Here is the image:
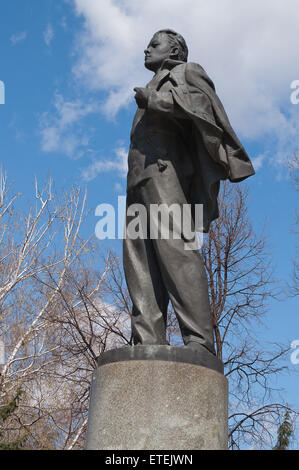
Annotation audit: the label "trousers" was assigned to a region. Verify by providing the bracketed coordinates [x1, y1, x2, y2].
[123, 164, 215, 355]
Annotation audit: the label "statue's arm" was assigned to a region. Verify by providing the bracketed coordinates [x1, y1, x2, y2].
[133, 86, 184, 117]
[147, 89, 187, 118]
[147, 70, 216, 122]
[134, 64, 217, 123]
[183, 64, 217, 121]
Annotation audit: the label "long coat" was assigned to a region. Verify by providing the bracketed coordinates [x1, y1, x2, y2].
[153, 60, 255, 232]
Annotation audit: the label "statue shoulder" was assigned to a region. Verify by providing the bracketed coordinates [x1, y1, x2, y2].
[169, 62, 207, 87]
[185, 62, 216, 91]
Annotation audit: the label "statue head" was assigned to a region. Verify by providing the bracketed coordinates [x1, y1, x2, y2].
[144, 29, 188, 72]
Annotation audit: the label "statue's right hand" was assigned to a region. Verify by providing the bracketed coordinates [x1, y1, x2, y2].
[133, 87, 149, 109]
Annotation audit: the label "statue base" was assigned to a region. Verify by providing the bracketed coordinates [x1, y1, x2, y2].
[85, 345, 228, 450]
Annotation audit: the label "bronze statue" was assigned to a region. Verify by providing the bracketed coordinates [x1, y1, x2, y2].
[123, 29, 255, 356]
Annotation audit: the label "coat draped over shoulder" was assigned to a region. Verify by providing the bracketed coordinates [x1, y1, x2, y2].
[168, 61, 255, 232]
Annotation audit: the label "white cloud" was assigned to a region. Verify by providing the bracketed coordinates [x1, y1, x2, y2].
[252, 154, 266, 171]
[10, 31, 27, 45]
[81, 146, 128, 182]
[40, 93, 98, 158]
[44, 24, 54, 46]
[71, 0, 299, 164]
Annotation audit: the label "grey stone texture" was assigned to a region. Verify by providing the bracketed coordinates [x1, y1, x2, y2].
[86, 346, 228, 450]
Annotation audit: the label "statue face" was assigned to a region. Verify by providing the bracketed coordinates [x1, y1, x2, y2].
[144, 33, 173, 72]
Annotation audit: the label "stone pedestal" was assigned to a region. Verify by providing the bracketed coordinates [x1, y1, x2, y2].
[85, 345, 228, 450]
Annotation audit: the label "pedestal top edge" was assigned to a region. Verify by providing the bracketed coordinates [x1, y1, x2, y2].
[97, 345, 224, 374]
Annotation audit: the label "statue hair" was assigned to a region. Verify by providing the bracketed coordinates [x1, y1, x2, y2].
[156, 29, 188, 62]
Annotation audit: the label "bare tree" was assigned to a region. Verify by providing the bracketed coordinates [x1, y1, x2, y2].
[0, 171, 129, 449]
[200, 182, 296, 449]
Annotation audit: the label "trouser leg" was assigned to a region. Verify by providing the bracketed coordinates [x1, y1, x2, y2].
[123, 188, 169, 345]
[139, 171, 215, 354]
[154, 236, 215, 353]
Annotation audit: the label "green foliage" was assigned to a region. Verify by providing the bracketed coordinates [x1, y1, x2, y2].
[0, 389, 27, 450]
[273, 410, 294, 450]
[0, 388, 22, 422]
[0, 436, 27, 451]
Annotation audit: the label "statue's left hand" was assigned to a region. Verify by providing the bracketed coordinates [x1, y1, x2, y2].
[134, 87, 150, 108]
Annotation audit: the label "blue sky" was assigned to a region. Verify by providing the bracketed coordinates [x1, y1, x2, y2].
[0, 0, 298, 445]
